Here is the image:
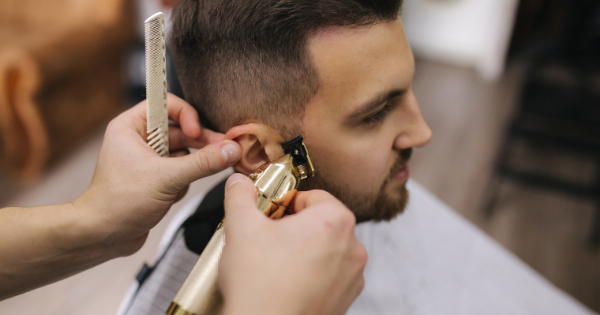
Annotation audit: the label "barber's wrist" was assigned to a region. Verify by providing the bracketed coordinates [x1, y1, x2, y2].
[67, 191, 116, 259]
[0, 201, 109, 276]
[72, 188, 150, 259]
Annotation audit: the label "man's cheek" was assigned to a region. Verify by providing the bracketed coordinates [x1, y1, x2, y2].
[360, 153, 391, 183]
[349, 164, 385, 193]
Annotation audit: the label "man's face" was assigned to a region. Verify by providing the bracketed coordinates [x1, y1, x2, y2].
[300, 18, 432, 222]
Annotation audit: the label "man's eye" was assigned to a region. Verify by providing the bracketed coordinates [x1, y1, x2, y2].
[364, 104, 391, 124]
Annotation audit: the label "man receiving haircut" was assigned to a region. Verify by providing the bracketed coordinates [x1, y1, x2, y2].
[171, 0, 431, 222]
[121, 1, 599, 314]
[122, 0, 433, 314]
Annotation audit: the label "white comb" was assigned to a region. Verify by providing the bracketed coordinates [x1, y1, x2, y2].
[145, 12, 169, 157]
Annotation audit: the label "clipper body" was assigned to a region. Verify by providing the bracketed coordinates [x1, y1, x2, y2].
[167, 136, 314, 315]
[251, 154, 300, 219]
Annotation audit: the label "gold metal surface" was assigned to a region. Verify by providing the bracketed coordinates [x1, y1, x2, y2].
[169, 228, 224, 315]
[168, 138, 315, 315]
[215, 218, 225, 230]
[251, 154, 301, 215]
[166, 302, 194, 315]
[299, 142, 315, 179]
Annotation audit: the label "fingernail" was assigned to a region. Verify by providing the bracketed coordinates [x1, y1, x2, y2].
[226, 173, 247, 190]
[221, 142, 240, 165]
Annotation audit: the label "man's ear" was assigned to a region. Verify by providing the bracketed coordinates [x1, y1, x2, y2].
[224, 123, 285, 175]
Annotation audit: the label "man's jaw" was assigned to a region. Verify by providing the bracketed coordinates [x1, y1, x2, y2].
[298, 147, 413, 223]
[354, 148, 413, 223]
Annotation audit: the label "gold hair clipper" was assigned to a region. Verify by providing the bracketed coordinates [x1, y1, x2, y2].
[167, 135, 315, 315]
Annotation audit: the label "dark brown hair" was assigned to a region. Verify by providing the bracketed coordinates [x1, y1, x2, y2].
[171, 0, 403, 138]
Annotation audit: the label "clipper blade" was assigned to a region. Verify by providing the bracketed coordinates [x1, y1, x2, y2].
[145, 12, 169, 157]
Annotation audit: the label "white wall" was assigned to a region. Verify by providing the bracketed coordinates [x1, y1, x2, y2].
[402, 0, 519, 80]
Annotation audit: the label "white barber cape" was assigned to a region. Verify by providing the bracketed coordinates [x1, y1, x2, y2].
[117, 180, 596, 315]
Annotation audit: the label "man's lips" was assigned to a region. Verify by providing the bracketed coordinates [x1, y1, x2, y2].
[392, 165, 410, 182]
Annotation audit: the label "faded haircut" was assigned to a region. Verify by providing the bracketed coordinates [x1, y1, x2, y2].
[171, 0, 403, 139]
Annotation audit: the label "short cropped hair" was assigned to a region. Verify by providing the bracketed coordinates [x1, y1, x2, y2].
[171, 0, 403, 139]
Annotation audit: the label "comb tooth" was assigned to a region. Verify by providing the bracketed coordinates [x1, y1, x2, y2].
[148, 130, 162, 146]
[156, 143, 168, 157]
[148, 126, 160, 136]
[148, 138, 160, 147]
[151, 139, 164, 150]
[148, 127, 162, 139]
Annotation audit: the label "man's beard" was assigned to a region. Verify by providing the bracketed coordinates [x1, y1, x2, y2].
[299, 148, 412, 223]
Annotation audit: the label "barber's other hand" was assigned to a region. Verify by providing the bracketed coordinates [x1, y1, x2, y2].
[219, 174, 367, 315]
[75, 94, 240, 258]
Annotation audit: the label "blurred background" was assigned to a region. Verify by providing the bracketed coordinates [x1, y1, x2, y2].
[0, 0, 598, 313]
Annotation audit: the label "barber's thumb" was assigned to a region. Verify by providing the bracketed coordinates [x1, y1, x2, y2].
[170, 141, 240, 186]
[224, 174, 260, 225]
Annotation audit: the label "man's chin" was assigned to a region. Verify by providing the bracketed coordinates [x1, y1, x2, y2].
[354, 181, 409, 223]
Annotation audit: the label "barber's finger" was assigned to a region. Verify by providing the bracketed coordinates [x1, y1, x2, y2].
[289, 190, 357, 235]
[223, 174, 264, 228]
[167, 140, 240, 187]
[123, 94, 223, 147]
[128, 99, 149, 122]
[346, 243, 368, 302]
[166, 93, 201, 139]
[169, 126, 225, 151]
[169, 127, 197, 151]
[109, 100, 148, 137]
[342, 274, 365, 315]
[164, 94, 225, 145]
[127, 94, 202, 138]
[290, 189, 338, 214]
[196, 128, 226, 146]
[169, 148, 190, 158]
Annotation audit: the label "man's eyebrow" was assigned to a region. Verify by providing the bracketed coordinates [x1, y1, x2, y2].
[345, 89, 405, 121]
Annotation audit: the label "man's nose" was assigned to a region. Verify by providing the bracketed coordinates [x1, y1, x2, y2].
[411, 113, 432, 148]
[393, 97, 432, 150]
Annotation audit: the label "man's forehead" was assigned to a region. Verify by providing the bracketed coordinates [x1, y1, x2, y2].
[307, 18, 414, 115]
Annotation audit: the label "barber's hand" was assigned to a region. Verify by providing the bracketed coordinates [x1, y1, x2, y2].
[219, 174, 367, 315]
[75, 94, 241, 258]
